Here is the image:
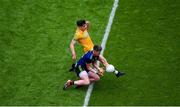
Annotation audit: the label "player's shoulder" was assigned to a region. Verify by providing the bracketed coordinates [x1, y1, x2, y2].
[74, 28, 82, 40]
[83, 51, 93, 63]
[75, 28, 83, 36]
[74, 28, 83, 40]
[84, 51, 93, 59]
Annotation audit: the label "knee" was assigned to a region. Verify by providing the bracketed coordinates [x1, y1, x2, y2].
[85, 79, 90, 85]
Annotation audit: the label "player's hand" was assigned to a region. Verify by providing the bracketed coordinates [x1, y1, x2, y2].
[86, 21, 90, 24]
[86, 21, 90, 30]
[97, 67, 105, 76]
[72, 53, 76, 60]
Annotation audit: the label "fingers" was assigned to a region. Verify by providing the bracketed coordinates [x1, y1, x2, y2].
[98, 68, 105, 76]
[86, 21, 90, 24]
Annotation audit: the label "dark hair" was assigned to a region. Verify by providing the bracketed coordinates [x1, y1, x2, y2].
[76, 20, 86, 27]
[93, 45, 102, 52]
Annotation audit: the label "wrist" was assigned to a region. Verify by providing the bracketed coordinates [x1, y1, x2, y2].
[86, 21, 89, 24]
[72, 52, 75, 55]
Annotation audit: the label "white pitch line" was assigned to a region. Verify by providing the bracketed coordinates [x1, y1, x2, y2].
[83, 0, 119, 106]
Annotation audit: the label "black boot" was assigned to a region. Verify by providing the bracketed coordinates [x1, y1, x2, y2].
[115, 71, 125, 78]
[69, 63, 75, 72]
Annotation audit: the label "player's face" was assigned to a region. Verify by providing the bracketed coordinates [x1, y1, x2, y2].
[93, 51, 100, 57]
[79, 24, 87, 31]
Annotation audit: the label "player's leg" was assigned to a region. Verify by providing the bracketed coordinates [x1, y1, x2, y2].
[114, 69, 125, 78]
[69, 63, 81, 77]
[74, 71, 90, 85]
[106, 64, 125, 78]
[88, 71, 100, 82]
[63, 79, 74, 90]
[63, 71, 90, 90]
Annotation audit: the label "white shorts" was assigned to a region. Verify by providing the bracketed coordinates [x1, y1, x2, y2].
[79, 71, 89, 78]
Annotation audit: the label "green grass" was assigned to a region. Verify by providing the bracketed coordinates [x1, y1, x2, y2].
[0, 0, 179, 106]
[89, 0, 180, 106]
[0, 0, 113, 105]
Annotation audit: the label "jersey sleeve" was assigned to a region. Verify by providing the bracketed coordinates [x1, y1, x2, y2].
[84, 54, 92, 64]
[85, 58, 91, 64]
[73, 32, 82, 41]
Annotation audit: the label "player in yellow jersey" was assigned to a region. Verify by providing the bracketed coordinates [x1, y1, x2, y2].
[69, 20, 105, 76]
[70, 19, 94, 60]
[69, 20, 94, 73]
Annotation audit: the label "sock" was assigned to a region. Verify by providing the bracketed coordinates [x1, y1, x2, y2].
[70, 81, 74, 85]
[114, 70, 119, 74]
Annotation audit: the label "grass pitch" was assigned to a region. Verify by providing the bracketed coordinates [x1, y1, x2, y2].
[89, 0, 180, 105]
[0, 0, 179, 106]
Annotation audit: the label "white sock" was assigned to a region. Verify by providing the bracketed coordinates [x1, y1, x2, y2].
[114, 70, 119, 74]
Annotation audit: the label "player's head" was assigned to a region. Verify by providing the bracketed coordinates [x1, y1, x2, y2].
[93, 45, 102, 56]
[76, 19, 87, 31]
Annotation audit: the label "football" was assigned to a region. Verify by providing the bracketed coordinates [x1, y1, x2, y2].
[106, 64, 115, 72]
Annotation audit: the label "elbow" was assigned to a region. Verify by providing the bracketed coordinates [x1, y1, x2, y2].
[70, 44, 72, 49]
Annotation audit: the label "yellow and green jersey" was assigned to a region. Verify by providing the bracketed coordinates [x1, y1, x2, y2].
[73, 28, 94, 53]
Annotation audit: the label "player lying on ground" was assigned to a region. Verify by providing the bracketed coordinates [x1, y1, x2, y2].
[63, 45, 125, 90]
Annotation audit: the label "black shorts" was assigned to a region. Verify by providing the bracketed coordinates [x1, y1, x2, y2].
[75, 64, 89, 77]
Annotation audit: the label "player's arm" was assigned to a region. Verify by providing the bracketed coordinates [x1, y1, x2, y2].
[70, 39, 77, 60]
[93, 61, 100, 71]
[86, 63, 97, 73]
[86, 21, 90, 30]
[92, 61, 105, 76]
[99, 55, 109, 67]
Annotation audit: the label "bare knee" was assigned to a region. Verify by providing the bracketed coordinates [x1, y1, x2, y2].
[84, 79, 90, 85]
